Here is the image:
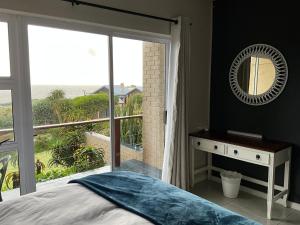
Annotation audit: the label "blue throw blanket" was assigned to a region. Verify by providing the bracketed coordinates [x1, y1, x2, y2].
[69, 171, 260, 225]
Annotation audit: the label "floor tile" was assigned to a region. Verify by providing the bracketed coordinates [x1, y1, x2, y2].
[228, 191, 293, 220]
[192, 180, 300, 225]
[222, 202, 278, 225]
[276, 211, 300, 225]
[192, 180, 232, 206]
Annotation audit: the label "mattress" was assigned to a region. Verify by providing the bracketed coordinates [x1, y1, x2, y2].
[0, 183, 152, 225]
[0, 172, 260, 225]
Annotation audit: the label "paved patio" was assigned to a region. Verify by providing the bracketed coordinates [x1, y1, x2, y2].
[2, 159, 161, 201]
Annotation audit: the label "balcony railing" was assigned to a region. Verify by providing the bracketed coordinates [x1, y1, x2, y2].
[0, 114, 143, 167]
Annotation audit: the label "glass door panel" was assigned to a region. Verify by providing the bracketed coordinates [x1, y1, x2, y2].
[0, 90, 14, 143]
[112, 37, 166, 179]
[27, 25, 111, 190]
[0, 150, 20, 201]
[0, 16, 22, 200]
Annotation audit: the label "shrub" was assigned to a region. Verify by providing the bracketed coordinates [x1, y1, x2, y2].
[49, 128, 85, 167]
[89, 121, 110, 136]
[5, 171, 20, 190]
[0, 106, 13, 129]
[34, 133, 52, 153]
[72, 93, 109, 119]
[73, 146, 105, 172]
[32, 99, 57, 125]
[35, 167, 77, 183]
[35, 159, 46, 174]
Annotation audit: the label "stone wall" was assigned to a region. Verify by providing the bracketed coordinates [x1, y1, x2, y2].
[85, 132, 143, 164]
[142, 42, 165, 170]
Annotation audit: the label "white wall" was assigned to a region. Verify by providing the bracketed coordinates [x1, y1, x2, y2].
[0, 0, 212, 132]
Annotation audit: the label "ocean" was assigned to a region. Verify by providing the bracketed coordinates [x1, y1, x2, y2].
[0, 85, 102, 105]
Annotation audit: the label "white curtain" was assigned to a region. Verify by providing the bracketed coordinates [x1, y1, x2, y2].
[162, 17, 191, 190]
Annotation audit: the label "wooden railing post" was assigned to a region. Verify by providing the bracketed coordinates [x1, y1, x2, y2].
[114, 118, 121, 167]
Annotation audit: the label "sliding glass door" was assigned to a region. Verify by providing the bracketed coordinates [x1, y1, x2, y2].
[112, 37, 166, 178]
[0, 12, 169, 200]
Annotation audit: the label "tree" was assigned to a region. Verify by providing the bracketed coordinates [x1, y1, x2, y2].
[47, 90, 110, 123]
[32, 99, 57, 125]
[47, 89, 65, 101]
[47, 89, 67, 123]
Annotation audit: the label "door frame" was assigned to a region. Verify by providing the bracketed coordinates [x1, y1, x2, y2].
[0, 13, 36, 195]
[0, 10, 171, 195]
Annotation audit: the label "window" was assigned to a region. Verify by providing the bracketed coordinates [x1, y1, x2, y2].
[0, 21, 11, 77]
[0, 90, 14, 143]
[0, 13, 170, 198]
[28, 25, 111, 187]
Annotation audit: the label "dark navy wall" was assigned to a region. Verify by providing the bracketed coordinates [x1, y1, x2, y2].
[210, 0, 300, 203]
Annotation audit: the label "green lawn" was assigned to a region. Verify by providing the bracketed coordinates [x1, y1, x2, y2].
[2, 150, 73, 192]
[6, 150, 54, 175]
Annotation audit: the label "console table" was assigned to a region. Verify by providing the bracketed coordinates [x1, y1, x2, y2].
[190, 130, 292, 219]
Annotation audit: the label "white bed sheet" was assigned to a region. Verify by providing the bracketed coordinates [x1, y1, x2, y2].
[0, 183, 153, 225]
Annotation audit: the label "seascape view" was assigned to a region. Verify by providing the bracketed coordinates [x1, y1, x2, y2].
[0, 85, 102, 104]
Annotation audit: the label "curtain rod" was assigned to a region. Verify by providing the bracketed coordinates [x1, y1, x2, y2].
[62, 0, 178, 24]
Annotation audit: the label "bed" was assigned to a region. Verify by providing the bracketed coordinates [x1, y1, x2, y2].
[0, 171, 260, 225]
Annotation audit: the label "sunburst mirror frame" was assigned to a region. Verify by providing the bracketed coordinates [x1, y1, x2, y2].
[229, 44, 288, 106]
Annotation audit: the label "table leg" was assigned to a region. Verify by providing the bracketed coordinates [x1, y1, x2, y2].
[207, 152, 212, 180]
[267, 163, 275, 219]
[190, 137, 195, 187]
[283, 155, 291, 207]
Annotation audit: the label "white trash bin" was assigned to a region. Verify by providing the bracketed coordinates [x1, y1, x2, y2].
[220, 170, 242, 198]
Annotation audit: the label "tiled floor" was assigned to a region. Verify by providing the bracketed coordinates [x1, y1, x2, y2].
[117, 159, 161, 179]
[192, 180, 300, 225]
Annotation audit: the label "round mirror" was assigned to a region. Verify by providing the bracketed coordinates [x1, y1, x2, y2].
[237, 56, 276, 96]
[229, 44, 288, 105]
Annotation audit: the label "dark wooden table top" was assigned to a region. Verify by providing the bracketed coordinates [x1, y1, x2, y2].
[190, 130, 291, 153]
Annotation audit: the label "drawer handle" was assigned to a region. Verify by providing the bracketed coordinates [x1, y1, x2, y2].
[256, 154, 261, 160]
[214, 145, 218, 150]
[234, 150, 238, 155]
[197, 141, 201, 146]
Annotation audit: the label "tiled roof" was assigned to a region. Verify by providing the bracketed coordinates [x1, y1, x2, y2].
[94, 85, 143, 96]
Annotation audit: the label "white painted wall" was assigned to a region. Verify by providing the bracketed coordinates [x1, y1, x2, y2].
[0, 0, 212, 132]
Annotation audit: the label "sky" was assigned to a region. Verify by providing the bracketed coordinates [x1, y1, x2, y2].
[27, 25, 143, 87]
[0, 22, 11, 77]
[0, 23, 145, 104]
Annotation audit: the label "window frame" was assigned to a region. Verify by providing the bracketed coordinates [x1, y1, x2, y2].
[0, 13, 36, 196]
[0, 10, 171, 196]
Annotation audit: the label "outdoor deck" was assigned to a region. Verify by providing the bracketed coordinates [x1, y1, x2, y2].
[2, 159, 161, 201]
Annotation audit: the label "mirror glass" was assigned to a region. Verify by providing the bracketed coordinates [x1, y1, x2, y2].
[237, 56, 276, 95]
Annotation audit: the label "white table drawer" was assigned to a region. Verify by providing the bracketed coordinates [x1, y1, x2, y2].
[193, 138, 225, 155]
[227, 145, 270, 165]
